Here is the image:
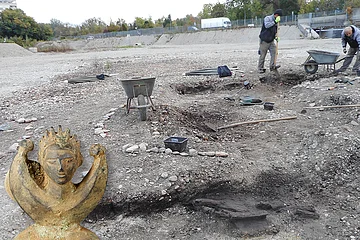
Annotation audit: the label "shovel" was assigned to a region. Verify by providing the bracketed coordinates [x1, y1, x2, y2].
[273, 22, 281, 79]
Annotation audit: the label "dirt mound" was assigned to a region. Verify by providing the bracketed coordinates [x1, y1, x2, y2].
[0, 43, 33, 57]
[155, 26, 303, 45]
[53, 26, 304, 51]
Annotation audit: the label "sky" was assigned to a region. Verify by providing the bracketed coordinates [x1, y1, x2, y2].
[16, 0, 222, 25]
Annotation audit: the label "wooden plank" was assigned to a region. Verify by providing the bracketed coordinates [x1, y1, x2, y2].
[304, 104, 360, 109]
[217, 116, 297, 130]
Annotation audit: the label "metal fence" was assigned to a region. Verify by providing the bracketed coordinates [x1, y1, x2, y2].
[81, 25, 194, 39]
[231, 14, 298, 28]
[78, 9, 348, 40]
[298, 9, 346, 19]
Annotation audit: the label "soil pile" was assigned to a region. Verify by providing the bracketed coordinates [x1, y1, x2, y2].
[0, 43, 33, 57]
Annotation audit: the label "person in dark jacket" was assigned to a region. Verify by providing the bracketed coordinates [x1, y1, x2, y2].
[335, 25, 360, 73]
[258, 9, 282, 74]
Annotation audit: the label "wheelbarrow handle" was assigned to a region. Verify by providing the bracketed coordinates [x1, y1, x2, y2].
[336, 56, 347, 63]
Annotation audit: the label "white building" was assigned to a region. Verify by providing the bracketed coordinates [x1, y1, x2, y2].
[0, 0, 17, 12]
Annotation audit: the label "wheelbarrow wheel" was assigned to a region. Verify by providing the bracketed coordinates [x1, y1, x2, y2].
[138, 94, 147, 121]
[304, 60, 318, 74]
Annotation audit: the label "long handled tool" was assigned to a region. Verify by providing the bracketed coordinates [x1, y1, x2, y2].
[217, 116, 297, 130]
[273, 22, 281, 79]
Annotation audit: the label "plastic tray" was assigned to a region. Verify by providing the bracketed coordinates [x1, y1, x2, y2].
[164, 137, 188, 152]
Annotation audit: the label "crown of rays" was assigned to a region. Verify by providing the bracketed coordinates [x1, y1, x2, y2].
[39, 125, 79, 151]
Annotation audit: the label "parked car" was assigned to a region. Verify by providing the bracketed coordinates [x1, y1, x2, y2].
[187, 26, 199, 32]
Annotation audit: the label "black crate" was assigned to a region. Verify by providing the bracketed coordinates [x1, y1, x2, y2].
[164, 137, 188, 152]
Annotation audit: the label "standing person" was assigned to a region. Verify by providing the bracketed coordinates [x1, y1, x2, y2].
[258, 9, 282, 74]
[334, 25, 360, 74]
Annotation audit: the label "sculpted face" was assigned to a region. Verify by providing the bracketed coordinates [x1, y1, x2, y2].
[43, 144, 78, 184]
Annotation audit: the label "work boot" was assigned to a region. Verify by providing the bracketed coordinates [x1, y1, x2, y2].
[258, 68, 266, 74]
[270, 65, 281, 71]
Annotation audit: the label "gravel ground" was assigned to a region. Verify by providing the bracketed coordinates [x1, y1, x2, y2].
[1, 28, 360, 240]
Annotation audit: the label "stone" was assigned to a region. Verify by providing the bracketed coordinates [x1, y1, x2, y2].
[189, 149, 197, 156]
[165, 148, 172, 154]
[94, 128, 104, 135]
[126, 145, 139, 153]
[148, 147, 159, 153]
[350, 120, 359, 126]
[205, 151, 216, 157]
[122, 144, 132, 152]
[215, 151, 229, 157]
[160, 172, 169, 178]
[168, 175, 178, 182]
[8, 143, 19, 153]
[139, 143, 147, 152]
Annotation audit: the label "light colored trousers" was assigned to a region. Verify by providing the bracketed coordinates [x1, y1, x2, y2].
[258, 40, 276, 70]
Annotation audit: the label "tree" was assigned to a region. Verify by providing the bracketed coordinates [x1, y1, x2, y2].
[198, 4, 213, 19]
[49, 19, 74, 38]
[115, 18, 128, 31]
[345, 0, 360, 8]
[163, 14, 172, 28]
[211, 3, 227, 17]
[226, 0, 269, 20]
[105, 20, 120, 32]
[0, 8, 52, 40]
[80, 17, 106, 35]
[35, 23, 53, 40]
[278, 0, 300, 15]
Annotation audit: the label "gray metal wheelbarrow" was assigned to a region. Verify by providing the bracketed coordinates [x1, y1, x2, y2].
[302, 50, 345, 74]
[120, 77, 156, 121]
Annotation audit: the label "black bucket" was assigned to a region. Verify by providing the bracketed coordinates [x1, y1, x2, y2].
[264, 102, 274, 110]
[164, 137, 188, 152]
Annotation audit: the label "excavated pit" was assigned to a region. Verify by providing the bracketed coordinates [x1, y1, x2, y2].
[88, 168, 324, 237]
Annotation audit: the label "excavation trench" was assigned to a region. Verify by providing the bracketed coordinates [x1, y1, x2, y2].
[88, 169, 324, 237]
[87, 70, 352, 238]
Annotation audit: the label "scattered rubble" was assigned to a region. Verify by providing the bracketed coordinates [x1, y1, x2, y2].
[0, 34, 359, 240]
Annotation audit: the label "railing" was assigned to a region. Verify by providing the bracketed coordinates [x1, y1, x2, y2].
[230, 14, 298, 28]
[77, 9, 350, 40]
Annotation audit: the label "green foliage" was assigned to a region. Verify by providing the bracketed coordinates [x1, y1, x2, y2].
[211, 3, 227, 17]
[80, 17, 107, 35]
[50, 19, 80, 38]
[105, 21, 120, 32]
[3, 36, 37, 48]
[134, 17, 155, 29]
[0, 9, 52, 42]
[278, 0, 300, 15]
[198, 4, 213, 19]
[0, 1, 355, 42]
[162, 15, 172, 28]
[115, 18, 128, 31]
[345, 0, 360, 8]
[298, 0, 349, 14]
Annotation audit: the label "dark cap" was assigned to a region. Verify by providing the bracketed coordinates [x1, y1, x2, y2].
[274, 9, 283, 16]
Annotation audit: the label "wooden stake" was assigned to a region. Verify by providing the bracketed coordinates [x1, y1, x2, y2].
[217, 116, 297, 130]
